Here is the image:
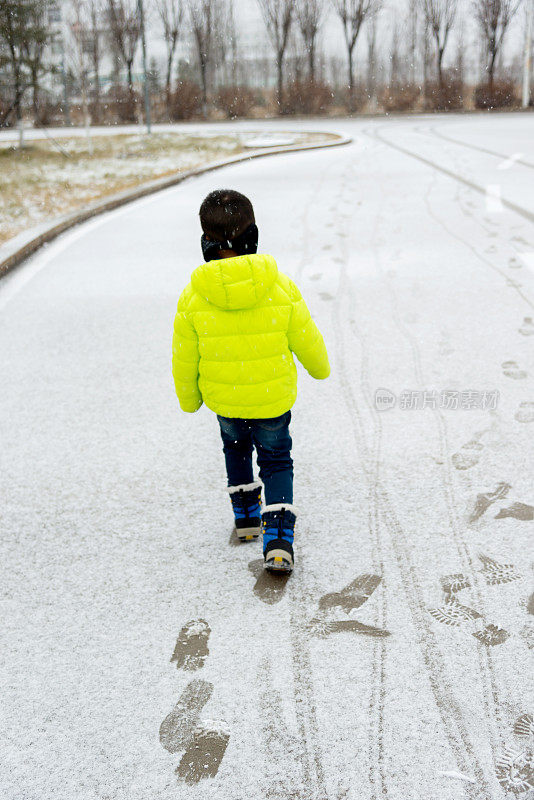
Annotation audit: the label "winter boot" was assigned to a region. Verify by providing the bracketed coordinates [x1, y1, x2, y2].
[262, 504, 297, 573]
[227, 481, 263, 541]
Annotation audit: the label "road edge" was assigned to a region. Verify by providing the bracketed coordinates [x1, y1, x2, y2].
[0, 133, 351, 279]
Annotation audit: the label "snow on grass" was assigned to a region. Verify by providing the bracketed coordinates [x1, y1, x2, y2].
[0, 133, 244, 246]
[0, 130, 330, 247]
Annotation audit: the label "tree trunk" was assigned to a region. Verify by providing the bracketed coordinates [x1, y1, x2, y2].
[13, 64, 24, 148]
[308, 40, 316, 82]
[32, 70, 39, 123]
[437, 48, 444, 89]
[92, 57, 100, 122]
[367, 41, 376, 103]
[347, 46, 355, 112]
[488, 46, 497, 89]
[166, 52, 173, 107]
[200, 58, 208, 117]
[276, 54, 284, 111]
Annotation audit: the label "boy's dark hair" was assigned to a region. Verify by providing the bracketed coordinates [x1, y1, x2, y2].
[199, 189, 255, 242]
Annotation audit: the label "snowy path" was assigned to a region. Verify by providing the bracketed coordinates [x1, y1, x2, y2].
[1, 115, 533, 800]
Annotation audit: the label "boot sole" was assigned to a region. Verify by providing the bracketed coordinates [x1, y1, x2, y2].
[264, 550, 294, 573]
[235, 526, 261, 542]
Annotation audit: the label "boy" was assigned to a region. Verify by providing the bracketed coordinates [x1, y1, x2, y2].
[172, 189, 329, 573]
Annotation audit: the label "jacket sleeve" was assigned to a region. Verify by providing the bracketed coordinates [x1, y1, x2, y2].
[172, 288, 203, 413]
[287, 279, 330, 380]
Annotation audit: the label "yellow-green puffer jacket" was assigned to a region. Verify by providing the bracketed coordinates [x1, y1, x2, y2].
[172, 253, 330, 418]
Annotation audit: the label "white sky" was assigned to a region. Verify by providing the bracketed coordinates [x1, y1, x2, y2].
[100, 0, 527, 81]
[156, 0, 527, 69]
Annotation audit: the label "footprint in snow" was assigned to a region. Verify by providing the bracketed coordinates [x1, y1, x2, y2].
[429, 596, 511, 646]
[472, 624, 510, 646]
[496, 747, 534, 793]
[452, 440, 484, 471]
[495, 717, 534, 793]
[509, 256, 521, 269]
[495, 502, 534, 521]
[440, 573, 471, 595]
[171, 620, 211, 671]
[308, 574, 390, 638]
[519, 317, 534, 336]
[309, 618, 390, 638]
[175, 722, 230, 785]
[319, 291, 334, 301]
[429, 595, 482, 627]
[468, 482, 511, 523]
[160, 679, 230, 784]
[160, 679, 213, 754]
[478, 553, 522, 585]
[248, 559, 290, 605]
[318, 573, 382, 613]
[515, 401, 534, 423]
[513, 714, 534, 737]
[310, 273, 323, 281]
[502, 360, 527, 380]
[519, 621, 534, 649]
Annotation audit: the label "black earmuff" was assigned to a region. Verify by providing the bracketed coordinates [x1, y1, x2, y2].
[201, 224, 259, 262]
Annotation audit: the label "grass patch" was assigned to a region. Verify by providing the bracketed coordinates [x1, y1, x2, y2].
[0, 133, 247, 245]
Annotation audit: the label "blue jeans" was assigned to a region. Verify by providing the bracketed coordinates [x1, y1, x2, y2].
[217, 411, 293, 506]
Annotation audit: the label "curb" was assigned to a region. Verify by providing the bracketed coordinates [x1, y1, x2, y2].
[0, 132, 351, 279]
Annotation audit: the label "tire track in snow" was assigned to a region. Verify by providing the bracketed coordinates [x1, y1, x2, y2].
[367, 127, 534, 228]
[330, 147, 495, 798]
[366, 161, 507, 775]
[416, 126, 534, 282]
[334, 291, 494, 798]
[367, 126, 534, 315]
[423, 126, 534, 171]
[330, 151, 389, 800]
[418, 160, 529, 760]
[280, 144, 384, 800]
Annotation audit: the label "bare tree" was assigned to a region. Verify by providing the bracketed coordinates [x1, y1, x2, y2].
[68, 0, 93, 143]
[19, 1, 54, 124]
[87, 0, 103, 118]
[296, 0, 325, 82]
[0, 0, 52, 140]
[157, 0, 183, 104]
[365, 10, 379, 105]
[472, 0, 522, 88]
[257, 0, 296, 109]
[188, 0, 229, 112]
[332, 0, 380, 109]
[407, 0, 418, 83]
[390, 15, 400, 87]
[419, 0, 457, 87]
[107, 0, 140, 91]
[215, 0, 237, 86]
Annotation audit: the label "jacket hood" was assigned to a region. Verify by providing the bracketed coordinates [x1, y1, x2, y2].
[191, 253, 278, 311]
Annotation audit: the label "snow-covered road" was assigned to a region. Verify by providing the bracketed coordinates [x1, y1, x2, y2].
[1, 114, 533, 800]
